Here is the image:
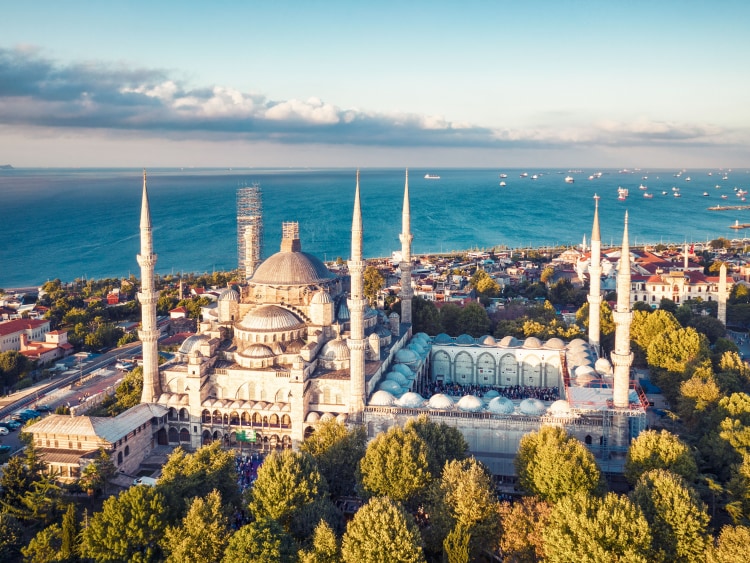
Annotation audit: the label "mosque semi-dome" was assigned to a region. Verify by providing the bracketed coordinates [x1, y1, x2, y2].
[321, 338, 351, 361]
[179, 334, 210, 355]
[239, 305, 305, 331]
[311, 289, 333, 304]
[250, 251, 336, 286]
[241, 344, 275, 358]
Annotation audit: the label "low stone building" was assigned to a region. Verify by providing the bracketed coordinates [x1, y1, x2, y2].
[24, 403, 168, 481]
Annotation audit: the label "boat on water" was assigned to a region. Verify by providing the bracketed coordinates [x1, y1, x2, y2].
[639, 184, 647, 190]
[424, 174, 440, 180]
[674, 192, 682, 198]
[617, 187, 629, 200]
[564, 176, 574, 184]
[499, 181, 506, 187]
[643, 193, 653, 199]
[531, 174, 539, 180]
[662, 191, 668, 195]
[499, 173, 508, 178]
[703, 192, 709, 197]
[722, 195, 728, 199]
[520, 172, 529, 178]
[685, 177, 691, 182]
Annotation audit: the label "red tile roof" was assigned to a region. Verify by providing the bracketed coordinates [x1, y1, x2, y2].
[0, 318, 49, 337]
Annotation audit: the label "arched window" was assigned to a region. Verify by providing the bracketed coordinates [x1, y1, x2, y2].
[179, 408, 189, 421]
[281, 414, 291, 428]
[117, 451, 123, 464]
[230, 411, 240, 425]
[124, 445, 130, 457]
[585, 435, 592, 445]
[212, 410, 221, 424]
[202, 410, 211, 423]
[269, 414, 280, 427]
[253, 412, 263, 426]
[241, 412, 251, 426]
[179, 428, 190, 442]
[223, 414, 229, 425]
[168, 427, 179, 442]
[168, 407, 178, 421]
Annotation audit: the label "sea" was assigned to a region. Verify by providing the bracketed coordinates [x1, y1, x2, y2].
[1, 167, 749, 289]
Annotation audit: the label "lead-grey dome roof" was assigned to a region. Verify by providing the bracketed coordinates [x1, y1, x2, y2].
[239, 305, 305, 331]
[250, 250, 336, 286]
[179, 334, 210, 355]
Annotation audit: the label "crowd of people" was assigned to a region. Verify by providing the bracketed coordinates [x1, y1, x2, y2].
[235, 452, 264, 494]
[422, 382, 559, 402]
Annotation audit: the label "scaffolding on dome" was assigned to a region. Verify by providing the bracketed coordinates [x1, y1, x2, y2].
[237, 183, 263, 279]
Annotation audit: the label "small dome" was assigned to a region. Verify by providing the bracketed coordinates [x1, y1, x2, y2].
[548, 399, 573, 417]
[378, 380, 404, 396]
[219, 288, 240, 302]
[414, 332, 431, 342]
[321, 338, 350, 361]
[574, 365, 596, 379]
[396, 392, 426, 408]
[375, 325, 392, 338]
[488, 396, 515, 414]
[370, 390, 396, 406]
[409, 342, 427, 357]
[270, 342, 285, 355]
[320, 412, 335, 422]
[242, 344, 274, 358]
[336, 413, 348, 423]
[595, 358, 613, 375]
[519, 398, 546, 416]
[311, 290, 333, 305]
[305, 411, 320, 423]
[478, 335, 496, 346]
[484, 390, 500, 399]
[239, 305, 304, 331]
[498, 336, 520, 347]
[365, 307, 378, 319]
[456, 334, 476, 346]
[428, 393, 454, 410]
[433, 333, 453, 345]
[522, 337, 542, 349]
[395, 348, 419, 365]
[393, 364, 414, 378]
[569, 338, 588, 348]
[457, 395, 484, 412]
[179, 334, 210, 355]
[545, 338, 565, 350]
[285, 339, 306, 354]
[385, 371, 409, 387]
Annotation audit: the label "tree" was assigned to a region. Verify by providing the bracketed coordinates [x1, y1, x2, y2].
[22, 523, 63, 563]
[341, 497, 425, 563]
[0, 513, 24, 562]
[364, 266, 385, 306]
[423, 458, 500, 560]
[497, 496, 552, 563]
[515, 426, 604, 503]
[0, 350, 30, 388]
[457, 301, 491, 337]
[79, 448, 117, 496]
[357, 426, 431, 507]
[299, 420, 367, 499]
[443, 524, 470, 563]
[411, 296, 443, 336]
[61, 502, 79, 561]
[631, 469, 710, 562]
[299, 520, 342, 563]
[647, 326, 709, 375]
[248, 449, 332, 541]
[222, 519, 297, 563]
[81, 485, 168, 562]
[690, 315, 727, 345]
[709, 525, 750, 563]
[624, 429, 698, 485]
[158, 441, 240, 525]
[108, 366, 144, 414]
[163, 489, 230, 563]
[540, 267, 555, 285]
[404, 414, 468, 478]
[543, 492, 654, 563]
[439, 303, 463, 337]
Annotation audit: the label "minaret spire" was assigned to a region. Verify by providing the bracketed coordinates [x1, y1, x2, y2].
[137, 170, 162, 403]
[587, 194, 602, 354]
[399, 169, 414, 325]
[347, 170, 366, 418]
[718, 263, 728, 326]
[611, 211, 633, 409]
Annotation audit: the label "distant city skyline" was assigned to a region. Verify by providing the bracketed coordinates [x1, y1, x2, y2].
[2, 0, 749, 168]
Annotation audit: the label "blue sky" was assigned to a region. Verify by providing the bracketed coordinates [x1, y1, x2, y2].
[1, 0, 749, 168]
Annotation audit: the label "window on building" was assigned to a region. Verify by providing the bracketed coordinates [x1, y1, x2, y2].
[124, 445, 130, 457]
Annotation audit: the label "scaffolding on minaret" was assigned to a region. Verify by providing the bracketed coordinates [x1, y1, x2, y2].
[237, 183, 263, 279]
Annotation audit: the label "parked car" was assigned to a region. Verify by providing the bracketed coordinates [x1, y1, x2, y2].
[0, 445, 12, 454]
[34, 404, 52, 412]
[0, 420, 21, 430]
[0, 427, 8, 436]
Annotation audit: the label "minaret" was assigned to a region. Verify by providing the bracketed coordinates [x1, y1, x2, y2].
[137, 170, 162, 403]
[587, 195, 602, 355]
[347, 171, 366, 418]
[611, 211, 633, 409]
[399, 169, 414, 325]
[718, 263, 728, 326]
[684, 243, 689, 271]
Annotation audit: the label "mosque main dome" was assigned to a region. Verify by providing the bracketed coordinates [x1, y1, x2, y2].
[250, 251, 335, 286]
[239, 305, 305, 332]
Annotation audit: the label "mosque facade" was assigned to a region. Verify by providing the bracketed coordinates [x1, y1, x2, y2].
[138, 172, 648, 477]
